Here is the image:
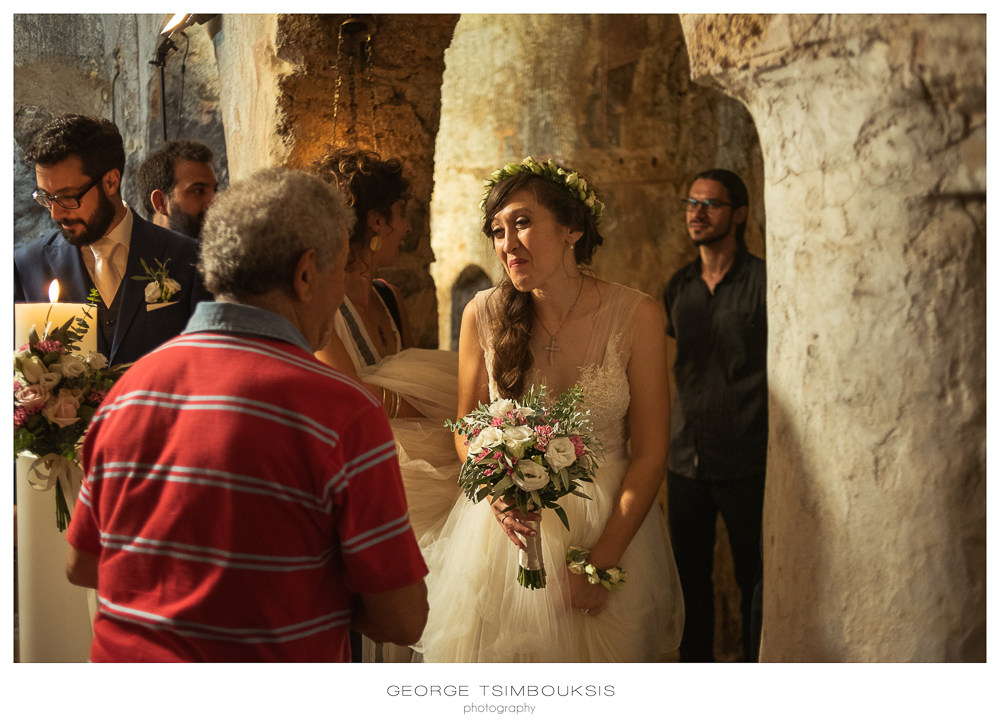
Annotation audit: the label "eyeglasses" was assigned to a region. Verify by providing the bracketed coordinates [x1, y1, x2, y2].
[682, 197, 731, 212]
[32, 177, 100, 209]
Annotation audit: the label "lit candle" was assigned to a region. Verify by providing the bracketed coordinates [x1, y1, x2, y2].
[14, 280, 98, 356]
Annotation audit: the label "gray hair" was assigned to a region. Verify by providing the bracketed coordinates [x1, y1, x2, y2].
[199, 167, 354, 298]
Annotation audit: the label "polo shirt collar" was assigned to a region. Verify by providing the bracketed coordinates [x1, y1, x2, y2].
[182, 301, 314, 353]
[688, 244, 750, 285]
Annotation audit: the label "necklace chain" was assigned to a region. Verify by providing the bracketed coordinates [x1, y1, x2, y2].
[536, 277, 585, 365]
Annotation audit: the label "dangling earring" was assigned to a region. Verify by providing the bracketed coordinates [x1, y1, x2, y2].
[370, 229, 383, 251]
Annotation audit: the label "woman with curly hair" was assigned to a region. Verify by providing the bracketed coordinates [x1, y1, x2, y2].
[313, 147, 462, 663]
[415, 158, 684, 662]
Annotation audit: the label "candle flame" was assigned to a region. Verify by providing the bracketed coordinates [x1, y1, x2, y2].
[48, 280, 60, 303]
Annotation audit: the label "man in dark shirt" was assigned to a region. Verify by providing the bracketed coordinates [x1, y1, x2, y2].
[663, 169, 766, 662]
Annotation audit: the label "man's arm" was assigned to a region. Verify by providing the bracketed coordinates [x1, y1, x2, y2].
[352, 579, 429, 646]
[66, 546, 99, 589]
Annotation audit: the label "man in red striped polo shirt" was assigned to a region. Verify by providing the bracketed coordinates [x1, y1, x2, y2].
[65, 167, 428, 661]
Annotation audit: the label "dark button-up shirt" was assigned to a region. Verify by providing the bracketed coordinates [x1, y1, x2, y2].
[664, 246, 767, 480]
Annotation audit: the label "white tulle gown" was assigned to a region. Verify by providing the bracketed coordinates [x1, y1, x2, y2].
[334, 297, 462, 662]
[415, 283, 684, 662]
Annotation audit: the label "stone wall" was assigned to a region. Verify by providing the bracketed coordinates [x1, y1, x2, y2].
[680, 13, 986, 661]
[213, 14, 458, 349]
[430, 14, 764, 350]
[13, 14, 228, 251]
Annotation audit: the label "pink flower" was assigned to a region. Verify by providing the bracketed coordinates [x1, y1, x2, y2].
[15, 384, 50, 412]
[13, 379, 22, 392]
[492, 451, 503, 460]
[35, 339, 62, 354]
[492, 417, 504, 427]
[571, 436, 586, 456]
[42, 390, 81, 428]
[88, 389, 108, 405]
[13, 407, 28, 428]
[17, 343, 29, 353]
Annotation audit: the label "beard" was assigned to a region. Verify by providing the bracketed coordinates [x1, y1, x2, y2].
[167, 206, 206, 239]
[690, 217, 734, 246]
[58, 186, 116, 248]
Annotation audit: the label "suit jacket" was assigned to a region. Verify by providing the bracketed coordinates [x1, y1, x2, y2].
[13, 214, 213, 365]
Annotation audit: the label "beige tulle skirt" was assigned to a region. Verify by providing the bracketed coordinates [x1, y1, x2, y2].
[414, 447, 684, 663]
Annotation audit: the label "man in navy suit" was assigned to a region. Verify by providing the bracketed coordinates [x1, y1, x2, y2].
[14, 115, 212, 366]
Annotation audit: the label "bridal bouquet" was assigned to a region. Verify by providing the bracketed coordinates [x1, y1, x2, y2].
[14, 308, 130, 531]
[446, 385, 600, 589]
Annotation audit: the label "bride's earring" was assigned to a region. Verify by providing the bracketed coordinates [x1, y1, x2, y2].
[370, 229, 383, 252]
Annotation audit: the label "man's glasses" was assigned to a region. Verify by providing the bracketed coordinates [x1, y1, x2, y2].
[32, 177, 100, 210]
[682, 198, 731, 212]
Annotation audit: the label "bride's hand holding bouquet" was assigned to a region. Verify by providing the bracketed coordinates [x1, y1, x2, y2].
[447, 384, 600, 589]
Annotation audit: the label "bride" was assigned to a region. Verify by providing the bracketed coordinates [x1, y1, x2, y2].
[416, 158, 684, 662]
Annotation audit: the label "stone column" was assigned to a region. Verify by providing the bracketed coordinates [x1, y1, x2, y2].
[680, 14, 986, 661]
[214, 15, 298, 180]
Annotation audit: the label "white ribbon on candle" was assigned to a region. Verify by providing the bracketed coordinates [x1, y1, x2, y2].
[25, 453, 84, 512]
[517, 520, 544, 572]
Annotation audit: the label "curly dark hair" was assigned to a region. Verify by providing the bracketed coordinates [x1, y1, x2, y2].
[312, 147, 410, 269]
[480, 165, 604, 399]
[136, 140, 214, 216]
[22, 114, 125, 183]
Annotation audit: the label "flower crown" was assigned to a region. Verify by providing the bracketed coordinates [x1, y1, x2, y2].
[480, 156, 605, 229]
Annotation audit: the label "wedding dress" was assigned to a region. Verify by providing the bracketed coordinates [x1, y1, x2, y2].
[415, 282, 684, 662]
[334, 295, 462, 662]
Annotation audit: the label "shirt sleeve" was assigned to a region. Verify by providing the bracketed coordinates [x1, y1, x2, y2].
[65, 477, 103, 556]
[335, 406, 428, 595]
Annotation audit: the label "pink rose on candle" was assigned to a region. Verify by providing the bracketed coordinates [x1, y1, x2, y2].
[15, 384, 50, 412]
[42, 389, 82, 428]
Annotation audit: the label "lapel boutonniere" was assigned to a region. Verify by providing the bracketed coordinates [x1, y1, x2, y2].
[132, 258, 181, 303]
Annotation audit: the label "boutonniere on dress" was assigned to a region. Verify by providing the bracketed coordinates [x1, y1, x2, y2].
[132, 258, 181, 303]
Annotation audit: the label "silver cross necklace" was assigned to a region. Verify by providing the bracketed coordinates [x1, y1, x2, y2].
[536, 277, 585, 365]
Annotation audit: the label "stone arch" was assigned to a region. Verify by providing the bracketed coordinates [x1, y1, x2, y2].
[679, 13, 985, 661]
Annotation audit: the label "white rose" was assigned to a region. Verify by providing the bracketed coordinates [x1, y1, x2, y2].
[144, 282, 162, 303]
[544, 437, 577, 473]
[50, 354, 87, 379]
[607, 568, 621, 584]
[468, 426, 504, 457]
[86, 351, 109, 370]
[487, 398, 516, 417]
[514, 459, 549, 491]
[21, 356, 47, 383]
[38, 372, 62, 391]
[501, 425, 535, 459]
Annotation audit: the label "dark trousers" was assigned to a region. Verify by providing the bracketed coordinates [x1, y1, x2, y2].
[667, 470, 765, 662]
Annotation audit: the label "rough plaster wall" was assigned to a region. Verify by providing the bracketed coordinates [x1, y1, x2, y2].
[276, 14, 458, 350]
[13, 14, 228, 247]
[213, 14, 457, 350]
[680, 13, 986, 662]
[432, 14, 764, 661]
[214, 15, 297, 182]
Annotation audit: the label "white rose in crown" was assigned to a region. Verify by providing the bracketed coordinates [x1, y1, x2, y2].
[468, 426, 504, 457]
[145, 277, 182, 303]
[502, 425, 535, 459]
[49, 354, 88, 379]
[543, 437, 577, 473]
[514, 459, 549, 491]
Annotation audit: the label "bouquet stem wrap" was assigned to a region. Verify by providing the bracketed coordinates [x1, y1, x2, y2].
[25, 454, 83, 532]
[516, 520, 546, 589]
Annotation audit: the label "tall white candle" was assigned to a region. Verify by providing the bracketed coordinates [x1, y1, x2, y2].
[14, 280, 98, 356]
[15, 279, 99, 661]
